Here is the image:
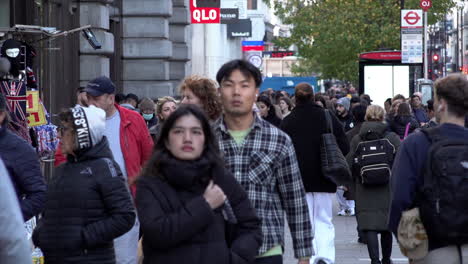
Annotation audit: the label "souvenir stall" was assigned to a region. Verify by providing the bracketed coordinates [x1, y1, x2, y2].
[0, 24, 95, 264]
[0, 24, 94, 178]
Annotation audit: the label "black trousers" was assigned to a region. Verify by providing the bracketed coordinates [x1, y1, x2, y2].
[365, 230, 393, 262]
[254, 255, 283, 264]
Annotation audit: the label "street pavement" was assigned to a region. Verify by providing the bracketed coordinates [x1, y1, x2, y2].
[282, 199, 407, 264]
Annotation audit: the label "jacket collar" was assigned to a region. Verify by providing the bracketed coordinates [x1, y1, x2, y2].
[294, 101, 322, 110]
[359, 121, 388, 138]
[115, 103, 131, 127]
[66, 136, 113, 163]
[214, 112, 262, 135]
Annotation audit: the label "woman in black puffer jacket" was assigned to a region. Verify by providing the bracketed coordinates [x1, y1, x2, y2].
[33, 106, 135, 264]
[136, 105, 262, 264]
[389, 102, 420, 139]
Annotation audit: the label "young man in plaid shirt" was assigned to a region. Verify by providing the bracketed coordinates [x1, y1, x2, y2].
[214, 60, 313, 264]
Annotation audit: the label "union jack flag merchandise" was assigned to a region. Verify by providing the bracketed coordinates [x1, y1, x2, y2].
[0, 79, 30, 142]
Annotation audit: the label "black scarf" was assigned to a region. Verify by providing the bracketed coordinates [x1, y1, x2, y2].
[161, 156, 214, 191]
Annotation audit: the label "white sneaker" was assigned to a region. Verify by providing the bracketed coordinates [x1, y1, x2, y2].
[346, 208, 355, 216]
[337, 209, 346, 216]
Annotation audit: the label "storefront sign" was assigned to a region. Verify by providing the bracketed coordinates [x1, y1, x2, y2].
[221, 8, 239, 24]
[263, 51, 296, 58]
[190, 0, 220, 24]
[227, 19, 252, 38]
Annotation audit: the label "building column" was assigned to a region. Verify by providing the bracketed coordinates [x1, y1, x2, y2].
[79, 1, 115, 87]
[120, 0, 172, 98]
[169, 0, 191, 91]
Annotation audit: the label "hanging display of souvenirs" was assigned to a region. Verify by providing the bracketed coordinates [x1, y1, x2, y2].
[27, 98, 47, 127]
[1, 38, 59, 157]
[0, 79, 30, 141]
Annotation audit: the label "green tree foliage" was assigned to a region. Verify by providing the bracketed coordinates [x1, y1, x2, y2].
[274, 0, 455, 83]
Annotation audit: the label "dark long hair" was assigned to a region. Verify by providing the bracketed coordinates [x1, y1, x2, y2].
[397, 102, 412, 117]
[257, 95, 277, 119]
[141, 104, 224, 180]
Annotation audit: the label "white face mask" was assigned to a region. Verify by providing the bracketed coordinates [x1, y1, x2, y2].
[5, 48, 20, 58]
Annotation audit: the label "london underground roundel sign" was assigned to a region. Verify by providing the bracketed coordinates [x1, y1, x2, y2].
[404, 11, 421, 25]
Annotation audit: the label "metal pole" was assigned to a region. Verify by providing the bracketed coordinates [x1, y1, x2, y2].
[424, 11, 428, 79]
[444, 16, 447, 76]
[461, 6, 465, 72]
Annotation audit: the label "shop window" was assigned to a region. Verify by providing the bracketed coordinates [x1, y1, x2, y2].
[248, 0, 257, 10]
[0, 0, 10, 27]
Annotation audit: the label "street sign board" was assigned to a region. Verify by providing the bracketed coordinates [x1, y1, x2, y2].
[401, 10, 423, 28]
[190, 0, 220, 24]
[420, 0, 432, 12]
[401, 10, 423, 63]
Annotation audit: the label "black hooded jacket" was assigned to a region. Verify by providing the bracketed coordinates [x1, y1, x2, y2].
[389, 115, 420, 139]
[136, 156, 262, 264]
[0, 125, 46, 221]
[32, 137, 136, 264]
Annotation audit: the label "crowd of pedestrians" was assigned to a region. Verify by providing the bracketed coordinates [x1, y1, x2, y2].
[0, 59, 467, 264]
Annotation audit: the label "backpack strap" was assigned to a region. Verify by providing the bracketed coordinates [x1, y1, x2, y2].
[403, 122, 411, 139]
[420, 127, 444, 143]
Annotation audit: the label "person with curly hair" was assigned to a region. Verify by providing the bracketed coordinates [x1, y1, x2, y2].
[180, 75, 223, 121]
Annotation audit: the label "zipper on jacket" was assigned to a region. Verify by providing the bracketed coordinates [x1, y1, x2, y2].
[361, 152, 386, 159]
[360, 163, 390, 174]
[361, 166, 391, 175]
[124, 126, 129, 149]
[436, 198, 440, 214]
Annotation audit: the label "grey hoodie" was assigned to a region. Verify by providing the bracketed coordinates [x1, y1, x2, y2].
[0, 158, 32, 264]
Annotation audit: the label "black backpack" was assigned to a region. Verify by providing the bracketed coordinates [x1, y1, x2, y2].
[353, 131, 396, 186]
[418, 127, 468, 245]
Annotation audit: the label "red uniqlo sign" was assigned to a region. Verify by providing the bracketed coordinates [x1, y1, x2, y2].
[190, 0, 220, 24]
[420, 0, 432, 12]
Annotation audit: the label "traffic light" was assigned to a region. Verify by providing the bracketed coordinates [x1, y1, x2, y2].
[433, 54, 439, 62]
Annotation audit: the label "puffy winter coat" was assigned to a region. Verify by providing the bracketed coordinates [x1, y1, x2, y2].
[0, 158, 32, 264]
[33, 138, 136, 264]
[346, 122, 400, 231]
[136, 159, 262, 264]
[0, 125, 46, 221]
[389, 115, 420, 139]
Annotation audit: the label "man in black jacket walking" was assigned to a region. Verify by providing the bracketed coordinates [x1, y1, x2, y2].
[336, 97, 355, 132]
[281, 83, 350, 264]
[0, 93, 46, 221]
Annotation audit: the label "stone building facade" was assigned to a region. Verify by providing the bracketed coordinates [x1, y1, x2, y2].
[80, 0, 191, 98]
[0, 0, 191, 114]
